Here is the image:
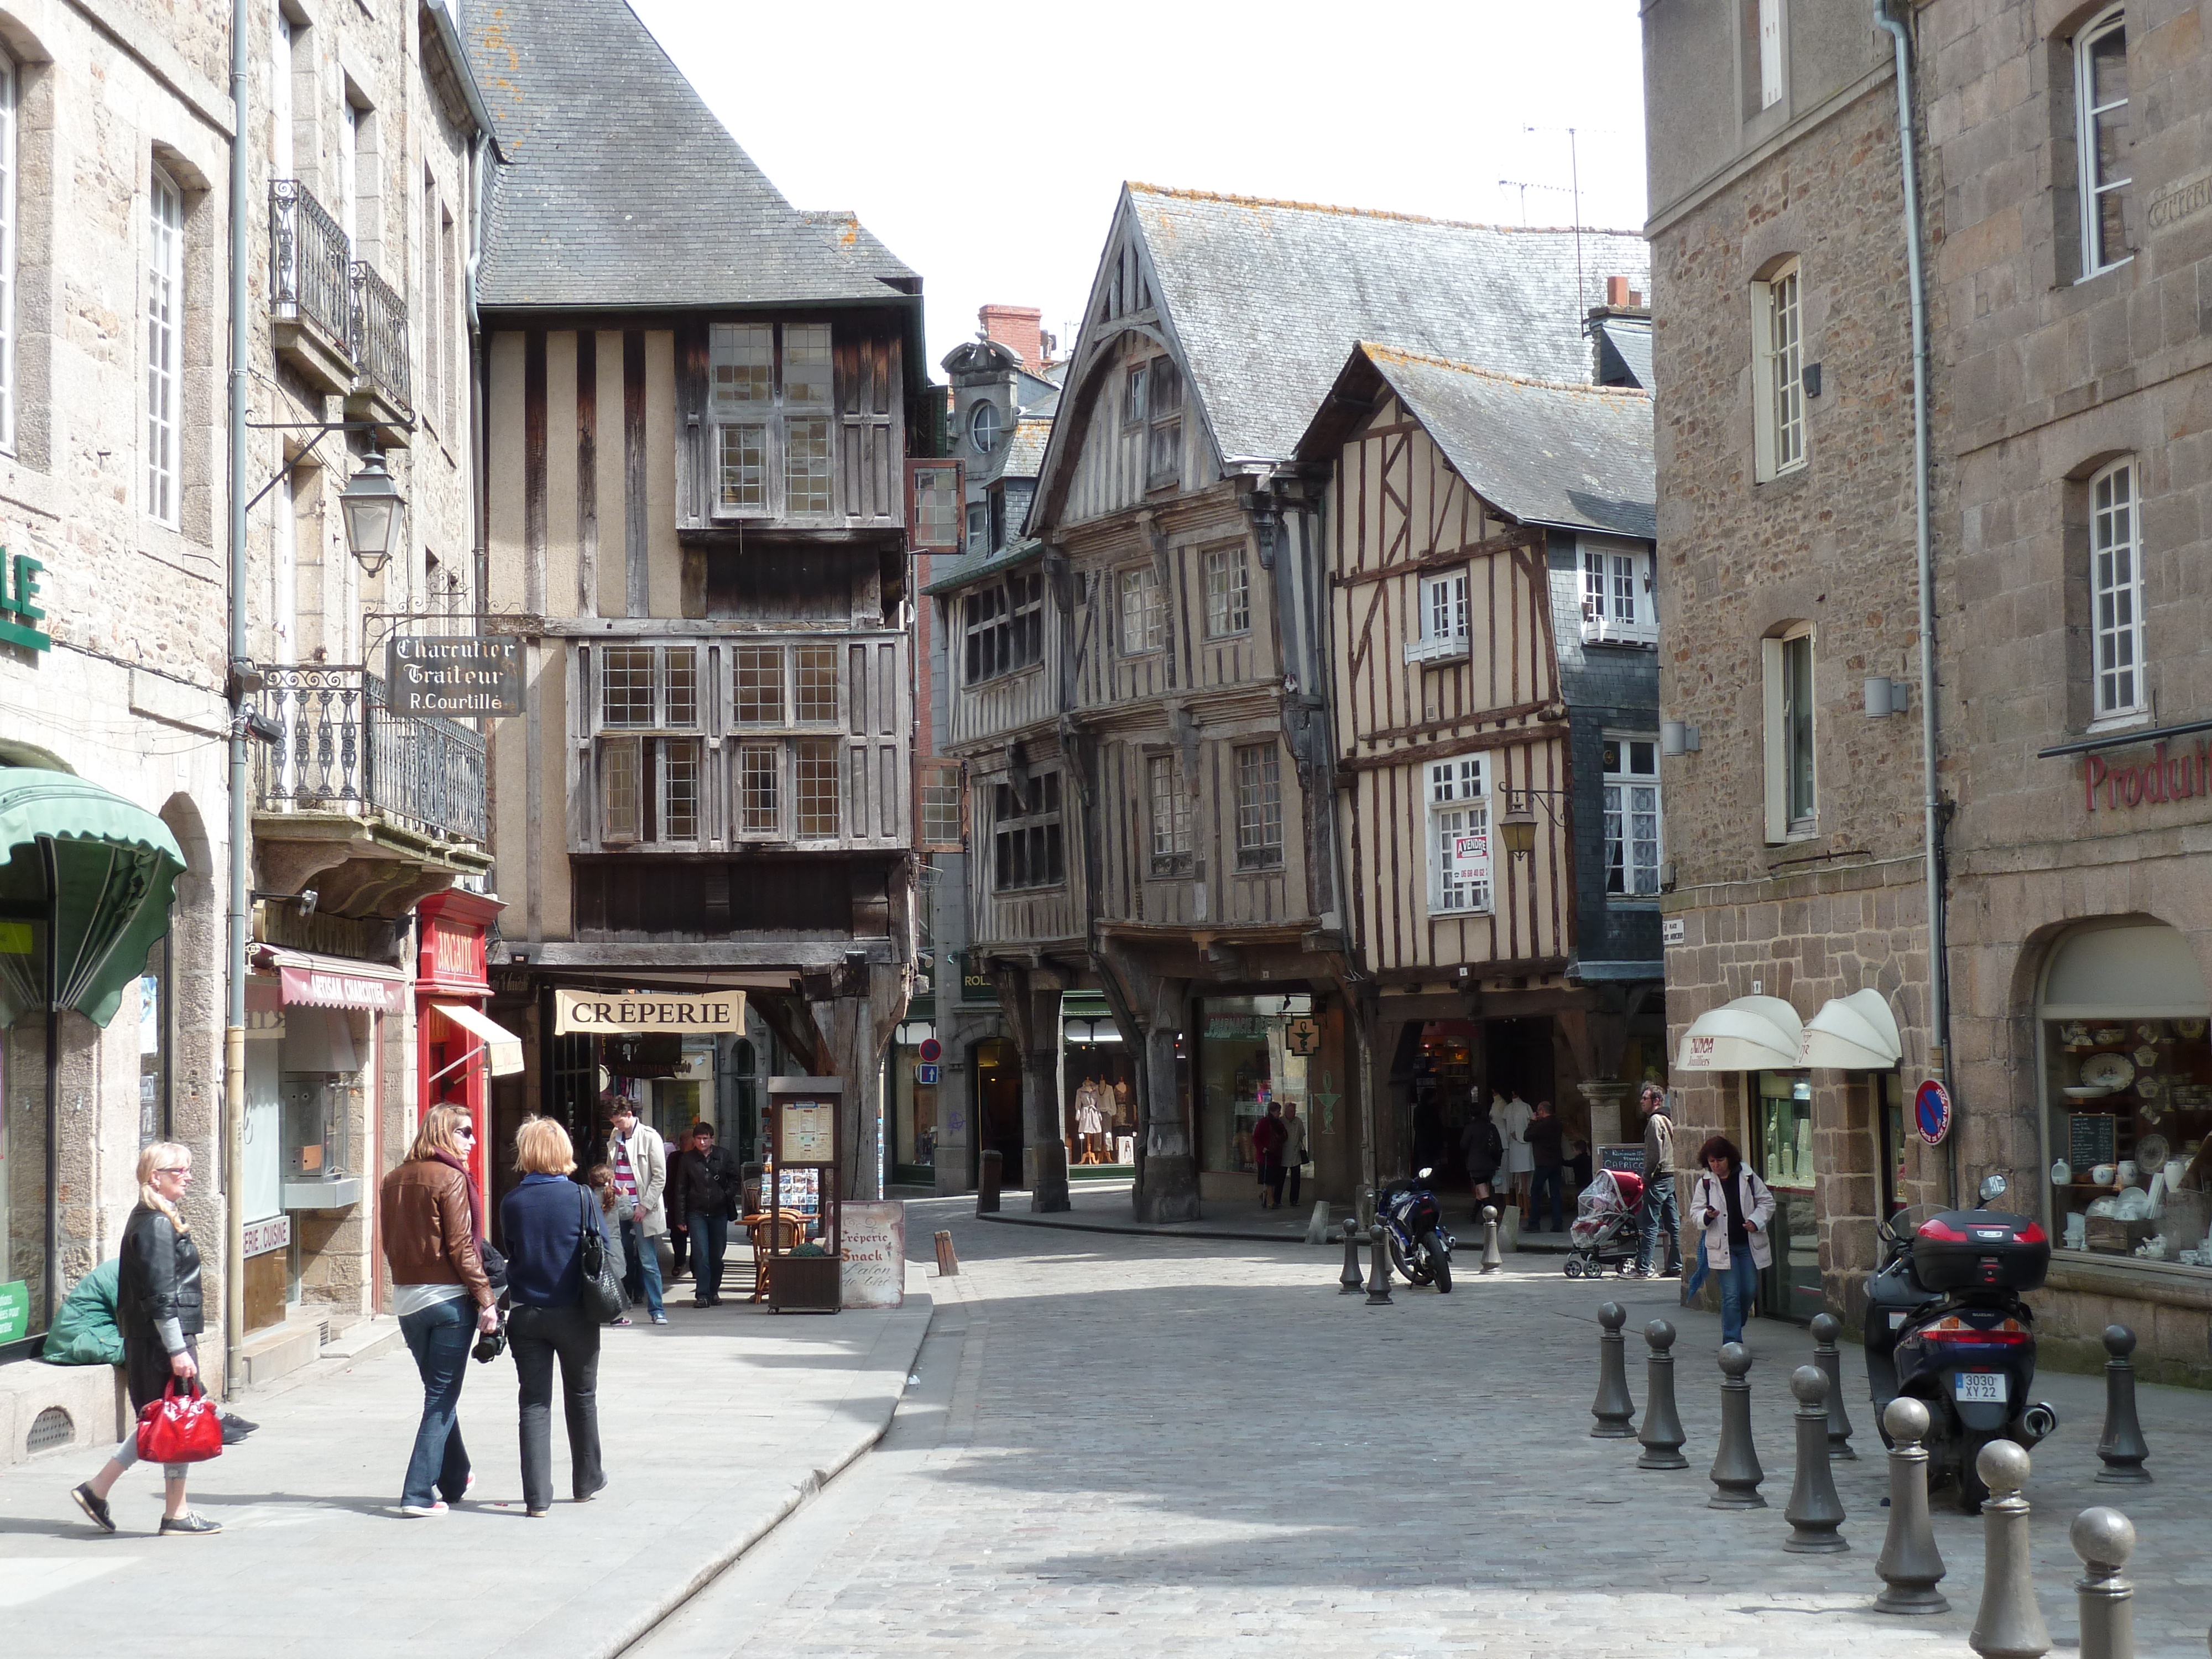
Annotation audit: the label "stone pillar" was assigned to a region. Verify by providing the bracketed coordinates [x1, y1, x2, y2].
[1019, 978, 1068, 1213]
[1138, 976, 1197, 1223]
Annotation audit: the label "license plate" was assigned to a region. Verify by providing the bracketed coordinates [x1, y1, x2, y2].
[1954, 1371, 2007, 1404]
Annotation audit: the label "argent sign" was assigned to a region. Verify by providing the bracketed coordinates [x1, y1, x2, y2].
[385, 635, 524, 717]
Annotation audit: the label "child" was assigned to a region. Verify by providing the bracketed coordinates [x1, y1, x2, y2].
[586, 1164, 632, 1326]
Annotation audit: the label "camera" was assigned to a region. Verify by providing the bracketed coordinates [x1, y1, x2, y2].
[473, 1314, 507, 1364]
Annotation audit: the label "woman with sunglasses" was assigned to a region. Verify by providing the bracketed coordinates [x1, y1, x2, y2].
[378, 1104, 499, 1517]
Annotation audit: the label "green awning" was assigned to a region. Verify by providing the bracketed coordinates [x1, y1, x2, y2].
[0, 768, 185, 1029]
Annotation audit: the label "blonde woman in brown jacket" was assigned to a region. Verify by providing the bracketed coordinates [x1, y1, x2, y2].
[378, 1105, 498, 1517]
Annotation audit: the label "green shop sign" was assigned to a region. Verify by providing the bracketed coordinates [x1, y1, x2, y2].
[0, 549, 48, 651]
[0, 1278, 29, 1343]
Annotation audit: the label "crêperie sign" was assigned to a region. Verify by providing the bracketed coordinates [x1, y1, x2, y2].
[553, 988, 747, 1036]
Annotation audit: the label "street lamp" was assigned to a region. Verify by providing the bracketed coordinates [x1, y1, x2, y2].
[1500, 794, 1539, 861]
[338, 451, 404, 577]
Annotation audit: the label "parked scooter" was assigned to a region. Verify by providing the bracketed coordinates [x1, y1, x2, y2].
[1375, 1168, 1454, 1292]
[1864, 1172, 2059, 1510]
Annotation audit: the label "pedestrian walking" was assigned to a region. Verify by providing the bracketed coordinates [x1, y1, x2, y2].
[1636, 1083, 1683, 1279]
[664, 1125, 695, 1285]
[1280, 1101, 1309, 1208]
[500, 1118, 607, 1516]
[69, 1142, 221, 1536]
[1498, 1087, 1535, 1224]
[1526, 1099, 1567, 1232]
[378, 1104, 500, 1517]
[1459, 1102, 1504, 1219]
[585, 1166, 633, 1326]
[1686, 1135, 1775, 1345]
[1252, 1101, 1287, 1209]
[669, 1120, 742, 1306]
[602, 1097, 669, 1324]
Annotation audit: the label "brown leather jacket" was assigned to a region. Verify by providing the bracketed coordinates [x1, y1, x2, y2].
[379, 1158, 494, 1306]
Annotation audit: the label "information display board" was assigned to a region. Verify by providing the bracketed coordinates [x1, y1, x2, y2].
[764, 1077, 844, 1313]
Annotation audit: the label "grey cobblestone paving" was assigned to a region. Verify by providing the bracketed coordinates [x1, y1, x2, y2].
[640, 1196, 2212, 1659]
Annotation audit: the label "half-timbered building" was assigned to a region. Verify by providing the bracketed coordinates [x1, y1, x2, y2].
[1296, 340, 1663, 1201]
[945, 183, 1645, 1220]
[465, 0, 936, 1197]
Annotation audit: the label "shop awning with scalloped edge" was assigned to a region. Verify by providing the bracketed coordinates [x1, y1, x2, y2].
[1799, 988, 1903, 1071]
[0, 768, 185, 1029]
[1674, 995, 1805, 1073]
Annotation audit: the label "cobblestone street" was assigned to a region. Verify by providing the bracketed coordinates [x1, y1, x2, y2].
[641, 1197, 2212, 1659]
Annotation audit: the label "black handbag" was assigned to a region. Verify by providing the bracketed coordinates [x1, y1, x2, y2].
[576, 1189, 627, 1322]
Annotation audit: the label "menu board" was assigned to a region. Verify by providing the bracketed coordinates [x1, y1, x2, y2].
[779, 1100, 836, 1164]
[2068, 1113, 2117, 1170]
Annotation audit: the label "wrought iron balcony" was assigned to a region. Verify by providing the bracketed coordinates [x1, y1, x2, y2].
[257, 666, 486, 846]
[269, 181, 356, 394]
[349, 261, 411, 414]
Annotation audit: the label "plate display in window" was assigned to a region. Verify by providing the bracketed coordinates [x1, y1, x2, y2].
[2135, 1133, 2170, 1172]
[2136, 1074, 2164, 1103]
[2134, 1045, 2159, 1070]
[2138, 1022, 2166, 1044]
[2061, 1021, 2091, 1046]
[2094, 1027, 2128, 1046]
[2080, 1052, 2136, 1092]
[2178, 1019, 2208, 1040]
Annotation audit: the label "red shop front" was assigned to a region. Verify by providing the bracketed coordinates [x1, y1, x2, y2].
[414, 890, 520, 1220]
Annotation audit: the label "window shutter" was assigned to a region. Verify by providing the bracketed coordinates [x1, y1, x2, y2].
[1761, 637, 1788, 843]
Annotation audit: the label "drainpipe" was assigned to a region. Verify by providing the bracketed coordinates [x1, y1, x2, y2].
[223, 0, 251, 1396]
[1874, 0, 1955, 1205]
[465, 129, 489, 602]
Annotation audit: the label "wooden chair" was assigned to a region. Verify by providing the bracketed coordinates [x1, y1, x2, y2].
[746, 1210, 806, 1302]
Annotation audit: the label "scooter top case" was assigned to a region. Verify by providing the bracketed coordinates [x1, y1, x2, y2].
[1911, 1208, 2051, 1294]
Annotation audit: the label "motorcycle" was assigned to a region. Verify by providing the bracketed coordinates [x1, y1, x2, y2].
[1376, 1167, 1454, 1293]
[1864, 1172, 2059, 1511]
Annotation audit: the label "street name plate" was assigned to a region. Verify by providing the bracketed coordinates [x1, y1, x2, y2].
[385, 635, 524, 717]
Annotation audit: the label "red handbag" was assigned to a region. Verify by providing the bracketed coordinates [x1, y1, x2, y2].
[135, 1380, 224, 1464]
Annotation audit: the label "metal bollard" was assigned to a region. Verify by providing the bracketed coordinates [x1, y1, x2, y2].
[2072, 1507, 2135, 1659]
[933, 1230, 959, 1277]
[977, 1149, 1003, 1214]
[1480, 1204, 1503, 1274]
[1969, 1440, 2051, 1659]
[1637, 1319, 1688, 1470]
[1708, 1342, 1766, 1509]
[1364, 1223, 1394, 1306]
[1810, 1312, 1856, 1459]
[1782, 1365, 1848, 1551]
[1590, 1301, 1636, 1438]
[2096, 1325, 2152, 1484]
[1339, 1225, 1365, 1294]
[1874, 1397, 1948, 1615]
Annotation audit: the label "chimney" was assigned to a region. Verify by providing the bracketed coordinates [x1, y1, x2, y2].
[1605, 275, 1631, 309]
[978, 304, 1045, 371]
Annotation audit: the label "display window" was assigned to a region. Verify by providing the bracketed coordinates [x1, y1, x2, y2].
[1064, 1022, 1136, 1167]
[1197, 995, 1312, 1173]
[2040, 921, 2212, 1265]
[1752, 1069, 1821, 1323]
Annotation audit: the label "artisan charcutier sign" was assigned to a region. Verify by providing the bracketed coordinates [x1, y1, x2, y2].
[553, 988, 748, 1035]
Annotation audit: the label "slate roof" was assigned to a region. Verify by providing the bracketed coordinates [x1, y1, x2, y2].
[1593, 317, 1653, 390]
[1335, 345, 1656, 540]
[466, 0, 919, 312]
[1125, 185, 1650, 465]
[922, 535, 1045, 598]
[975, 415, 1053, 486]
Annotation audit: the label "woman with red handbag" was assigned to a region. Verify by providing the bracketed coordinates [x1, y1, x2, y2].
[70, 1142, 221, 1536]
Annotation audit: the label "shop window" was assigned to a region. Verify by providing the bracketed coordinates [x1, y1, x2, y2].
[962, 570, 1044, 685]
[1602, 737, 1662, 899]
[592, 644, 702, 847]
[1196, 994, 1312, 1175]
[1119, 564, 1164, 655]
[1427, 756, 1490, 914]
[1754, 1070, 1823, 1322]
[1064, 1024, 1137, 1167]
[2089, 458, 2145, 723]
[1204, 543, 1249, 639]
[1147, 752, 1192, 875]
[1752, 259, 1805, 482]
[992, 771, 1064, 890]
[1233, 743, 1282, 870]
[1761, 625, 1815, 841]
[2041, 921, 2212, 1266]
[2072, 7, 2132, 279]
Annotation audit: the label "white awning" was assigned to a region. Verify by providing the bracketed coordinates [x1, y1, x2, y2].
[1799, 988, 1903, 1070]
[432, 1001, 524, 1076]
[1675, 995, 1804, 1073]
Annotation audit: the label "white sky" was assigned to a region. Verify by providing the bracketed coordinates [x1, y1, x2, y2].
[628, 0, 1650, 374]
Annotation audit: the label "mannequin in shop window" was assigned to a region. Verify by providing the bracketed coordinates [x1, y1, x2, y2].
[1073, 1076, 1106, 1164]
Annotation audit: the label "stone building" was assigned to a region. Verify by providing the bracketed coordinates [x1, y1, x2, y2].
[1644, 0, 2212, 1376]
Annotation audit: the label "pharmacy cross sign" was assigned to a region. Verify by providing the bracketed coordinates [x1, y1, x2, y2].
[1284, 1016, 1322, 1056]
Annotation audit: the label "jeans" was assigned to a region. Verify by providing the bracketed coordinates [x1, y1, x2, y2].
[1718, 1250, 1760, 1344]
[669, 1222, 690, 1282]
[509, 1301, 603, 1512]
[688, 1210, 729, 1302]
[1286, 1164, 1303, 1207]
[1531, 1165, 1566, 1231]
[1639, 1173, 1683, 1275]
[620, 1215, 664, 1317]
[398, 1296, 475, 1507]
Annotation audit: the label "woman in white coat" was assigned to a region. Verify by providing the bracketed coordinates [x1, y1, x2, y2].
[1686, 1135, 1775, 1345]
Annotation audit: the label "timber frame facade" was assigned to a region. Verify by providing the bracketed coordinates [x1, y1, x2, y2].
[465, 0, 935, 1197]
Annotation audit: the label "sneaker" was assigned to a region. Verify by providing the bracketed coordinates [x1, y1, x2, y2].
[693, 1296, 709, 1309]
[159, 1512, 223, 1535]
[398, 1501, 449, 1518]
[71, 1483, 116, 1535]
[610, 1316, 633, 1327]
[220, 1412, 260, 1445]
[650, 1312, 668, 1325]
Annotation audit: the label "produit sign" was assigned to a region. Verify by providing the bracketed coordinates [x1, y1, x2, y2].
[385, 635, 523, 717]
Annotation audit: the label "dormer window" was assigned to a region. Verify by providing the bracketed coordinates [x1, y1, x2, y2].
[969, 400, 1001, 455]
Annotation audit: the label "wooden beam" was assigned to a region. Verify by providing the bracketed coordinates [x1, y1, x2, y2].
[1364, 955, 1569, 987]
[1353, 698, 1563, 750]
[1331, 524, 1544, 589]
[1334, 721, 1570, 775]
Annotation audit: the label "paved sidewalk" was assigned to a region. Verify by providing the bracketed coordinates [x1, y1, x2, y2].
[980, 1179, 1346, 1242]
[643, 1196, 2212, 1659]
[0, 1270, 930, 1659]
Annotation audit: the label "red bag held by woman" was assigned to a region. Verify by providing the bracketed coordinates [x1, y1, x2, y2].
[137, 1380, 224, 1464]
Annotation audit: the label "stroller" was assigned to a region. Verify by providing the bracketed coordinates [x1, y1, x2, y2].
[1563, 1167, 1646, 1278]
